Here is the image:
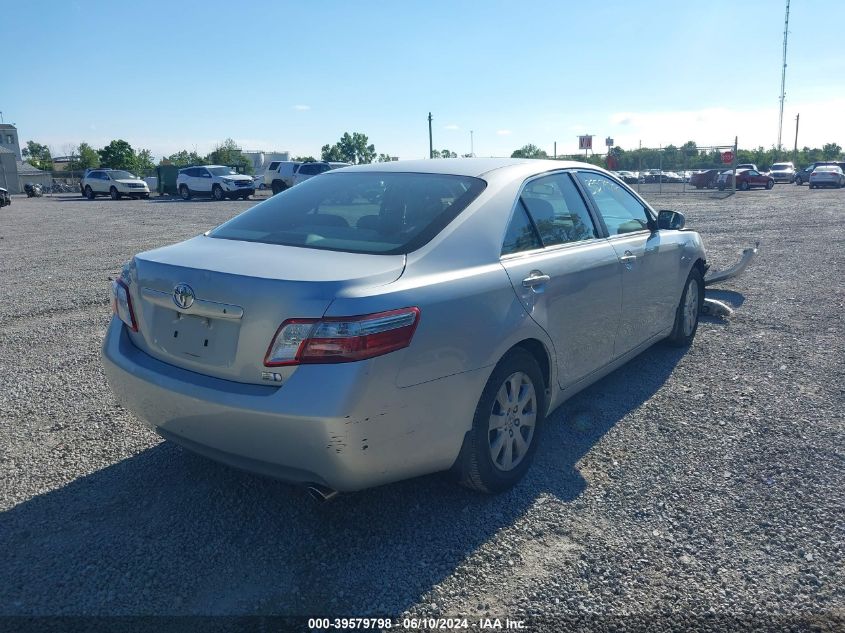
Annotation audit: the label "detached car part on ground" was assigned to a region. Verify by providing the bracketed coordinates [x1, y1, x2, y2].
[103, 158, 710, 496]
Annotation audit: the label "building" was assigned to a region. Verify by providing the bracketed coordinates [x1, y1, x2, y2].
[242, 150, 291, 175]
[0, 123, 22, 160]
[0, 124, 52, 194]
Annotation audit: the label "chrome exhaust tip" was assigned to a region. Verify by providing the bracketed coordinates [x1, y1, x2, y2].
[306, 484, 339, 503]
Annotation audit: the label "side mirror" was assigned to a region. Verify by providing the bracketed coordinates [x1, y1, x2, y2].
[657, 209, 685, 230]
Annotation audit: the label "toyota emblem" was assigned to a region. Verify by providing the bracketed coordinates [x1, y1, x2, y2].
[172, 283, 195, 310]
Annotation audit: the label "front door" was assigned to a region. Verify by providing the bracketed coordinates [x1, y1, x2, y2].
[575, 170, 682, 354]
[500, 172, 622, 387]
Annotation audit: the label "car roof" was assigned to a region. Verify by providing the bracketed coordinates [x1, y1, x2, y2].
[334, 157, 596, 179]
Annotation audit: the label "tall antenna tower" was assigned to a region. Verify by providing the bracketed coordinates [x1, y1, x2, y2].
[777, 0, 791, 151]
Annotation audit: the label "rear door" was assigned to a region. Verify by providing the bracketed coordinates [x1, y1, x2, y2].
[195, 167, 213, 193]
[500, 171, 622, 387]
[575, 170, 682, 353]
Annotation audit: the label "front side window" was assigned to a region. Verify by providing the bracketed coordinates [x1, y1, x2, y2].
[520, 173, 597, 247]
[576, 171, 651, 235]
[209, 171, 486, 254]
[207, 167, 236, 176]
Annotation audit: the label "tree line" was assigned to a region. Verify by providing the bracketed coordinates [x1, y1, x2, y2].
[511, 141, 844, 171]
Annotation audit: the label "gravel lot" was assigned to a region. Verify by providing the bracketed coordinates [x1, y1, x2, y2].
[1, 186, 843, 631]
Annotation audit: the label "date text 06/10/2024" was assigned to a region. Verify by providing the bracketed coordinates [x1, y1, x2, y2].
[308, 617, 527, 630]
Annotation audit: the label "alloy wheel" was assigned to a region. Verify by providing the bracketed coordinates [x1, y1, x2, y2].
[488, 372, 537, 472]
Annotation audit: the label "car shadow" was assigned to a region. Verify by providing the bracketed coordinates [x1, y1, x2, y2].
[705, 289, 745, 309]
[0, 344, 685, 617]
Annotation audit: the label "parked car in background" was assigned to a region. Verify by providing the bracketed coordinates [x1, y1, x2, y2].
[0, 187, 10, 207]
[102, 158, 707, 495]
[769, 162, 796, 183]
[736, 163, 758, 172]
[718, 168, 774, 191]
[265, 160, 301, 194]
[794, 162, 845, 185]
[614, 170, 639, 184]
[176, 165, 255, 201]
[82, 169, 150, 200]
[808, 165, 845, 189]
[291, 161, 349, 187]
[689, 169, 720, 189]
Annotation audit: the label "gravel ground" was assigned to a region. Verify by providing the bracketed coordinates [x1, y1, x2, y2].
[1, 187, 843, 631]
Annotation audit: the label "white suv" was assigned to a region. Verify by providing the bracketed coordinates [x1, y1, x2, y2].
[176, 165, 256, 201]
[81, 169, 150, 200]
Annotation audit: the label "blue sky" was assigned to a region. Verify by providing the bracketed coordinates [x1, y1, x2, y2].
[3, 0, 844, 160]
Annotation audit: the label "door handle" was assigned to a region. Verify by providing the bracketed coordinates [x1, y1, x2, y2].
[619, 250, 637, 269]
[522, 271, 551, 288]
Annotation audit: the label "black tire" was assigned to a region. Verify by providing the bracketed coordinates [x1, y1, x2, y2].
[179, 185, 191, 200]
[110, 187, 120, 200]
[809, 184, 814, 189]
[739, 181, 750, 191]
[766, 179, 774, 190]
[271, 180, 286, 195]
[85, 185, 95, 200]
[795, 176, 803, 185]
[666, 268, 704, 347]
[457, 348, 546, 493]
[212, 184, 224, 201]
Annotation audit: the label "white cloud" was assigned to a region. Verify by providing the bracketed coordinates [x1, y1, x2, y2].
[496, 129, 512, 136]
[444, 124, 460, 130]
[292, 105, 311, 111]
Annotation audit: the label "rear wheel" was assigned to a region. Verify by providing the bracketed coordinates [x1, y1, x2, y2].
[179, 185, 191, 200]
[458, 348, 545, 493]
[271, 180, 286, 195]
[667, 268, 704, 347]
[85, 185, 95, 200]
[766, 179, 774, 190]
[212, 184, 224, 201]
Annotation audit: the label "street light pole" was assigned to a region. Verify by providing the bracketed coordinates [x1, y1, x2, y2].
[428, 112, 433, 159]
[470, 130, 474, 157]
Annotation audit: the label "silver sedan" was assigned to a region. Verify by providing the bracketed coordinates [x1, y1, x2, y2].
[102, 158, 707, 494]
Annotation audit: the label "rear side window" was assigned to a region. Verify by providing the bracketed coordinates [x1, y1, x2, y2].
[520, 173, 598, 246]
[209, 172, 486, 254]
[268, 161, 280, 171]
[501, 206, 542, 255]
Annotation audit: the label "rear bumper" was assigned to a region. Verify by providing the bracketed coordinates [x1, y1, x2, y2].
[101, 318, 485, 491]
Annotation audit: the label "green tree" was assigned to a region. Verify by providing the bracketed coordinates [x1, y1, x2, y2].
[75, 142, 100, 170]
[22, 141, 53, 170]
[377, 153, 396, 162]
[161, 150, 204, 167]
[98, 139, 137, 170]
[432, 149, 457, 158]
[510, 144, 547, 159]
[135, 149, 155, 173]
[206, 138, 253, 174]
[321, 132, 376, 164]
[822, 143, 843, 160]
[292, 155, 317, 163]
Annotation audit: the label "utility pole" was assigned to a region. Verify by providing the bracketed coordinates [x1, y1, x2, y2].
[777, 0, 790, 152]
[793, 113, 800, 164]
[554, 142, 557, 159]
[470, 130, 474, 157]
[428, 112, 433, 159]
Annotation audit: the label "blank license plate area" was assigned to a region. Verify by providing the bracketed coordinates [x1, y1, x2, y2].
[152, 309, 240, 366]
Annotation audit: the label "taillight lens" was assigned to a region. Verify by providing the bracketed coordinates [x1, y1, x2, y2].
[264, 307, 420, 366]
[111, 278, 138, 332]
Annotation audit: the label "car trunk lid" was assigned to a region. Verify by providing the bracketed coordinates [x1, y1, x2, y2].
[127, 235, 405, 384]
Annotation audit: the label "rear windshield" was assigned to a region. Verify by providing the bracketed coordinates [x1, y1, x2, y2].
[208, 171, 486, 254]
[771, 164, 791, 170]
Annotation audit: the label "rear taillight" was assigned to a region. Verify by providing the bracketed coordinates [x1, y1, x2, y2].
[111, 278, 138, 332]
[264, 307, 420, 366]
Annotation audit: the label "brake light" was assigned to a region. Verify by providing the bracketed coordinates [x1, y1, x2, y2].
[111, 278, 138, 332]
[264, 307, 420, 366]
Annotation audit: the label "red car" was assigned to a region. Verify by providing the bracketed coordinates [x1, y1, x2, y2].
[717, 168, 774, 191]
